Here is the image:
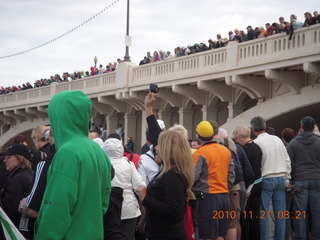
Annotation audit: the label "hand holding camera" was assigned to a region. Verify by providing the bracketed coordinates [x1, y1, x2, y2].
[145, 84, 159, 116]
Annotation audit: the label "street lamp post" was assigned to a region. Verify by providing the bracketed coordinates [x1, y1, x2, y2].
[123, 0, 131, 62]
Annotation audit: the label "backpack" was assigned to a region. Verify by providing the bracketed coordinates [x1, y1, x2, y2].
[223, 138, 244, 185]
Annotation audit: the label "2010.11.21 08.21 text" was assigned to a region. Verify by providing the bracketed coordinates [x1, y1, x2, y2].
[212, 210, 307, 220]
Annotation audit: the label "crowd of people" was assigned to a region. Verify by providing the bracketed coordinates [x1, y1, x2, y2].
[0, 58, 123, 95]
[1, 11, 319, 96]
[139, 10, 320, 64]
[1, 89, 320, 240]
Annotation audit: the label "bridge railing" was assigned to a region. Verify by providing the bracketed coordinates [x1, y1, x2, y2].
[131, 47, 228, 86]
[237, 24, 320, 66]
[0, 72, 116, 109]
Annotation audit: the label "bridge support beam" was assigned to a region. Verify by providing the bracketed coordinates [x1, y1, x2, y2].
[198, 81, 232, 102]
[265, 69, 305, 94]
[173, 85, 207, 105]
[26, 107, 47, 121]
[4, 111, 27, 123]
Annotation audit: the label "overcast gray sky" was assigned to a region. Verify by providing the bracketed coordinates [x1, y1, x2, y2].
[0, 0, 318, 87]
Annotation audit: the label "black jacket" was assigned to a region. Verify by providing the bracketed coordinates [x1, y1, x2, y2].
[30, 142, 53, 172]
[287, 131, 320, 182]
[0, 167, 33, 227]
[142, 168, 187, 240]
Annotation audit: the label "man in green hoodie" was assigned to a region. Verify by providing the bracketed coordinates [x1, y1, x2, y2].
[34, 91, 112, 239]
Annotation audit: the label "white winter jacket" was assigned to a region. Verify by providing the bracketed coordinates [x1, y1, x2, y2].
[103, 138, 146, 220]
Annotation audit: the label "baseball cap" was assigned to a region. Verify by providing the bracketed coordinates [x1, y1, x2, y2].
[196, 121, 214, 138]
[246, 25, 252, 29]
[300, 116, 315, 131]
[0, 143, 32, 160]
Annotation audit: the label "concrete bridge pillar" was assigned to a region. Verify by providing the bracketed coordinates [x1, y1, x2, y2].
[227, 103, 245, 121]
[158, 110, 172, 129]
[124, 114, 137, 149]
[179, 108, 194, 139]
[106, 115, 118, 137]
[202, 106, 218, 122]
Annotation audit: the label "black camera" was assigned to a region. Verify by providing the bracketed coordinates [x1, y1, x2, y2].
[149, 84, 159, 94]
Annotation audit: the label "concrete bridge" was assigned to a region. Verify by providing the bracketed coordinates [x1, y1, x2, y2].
[1, 24, 320, 151]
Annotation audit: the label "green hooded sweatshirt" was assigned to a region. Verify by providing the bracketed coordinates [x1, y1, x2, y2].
[34, 91, 111, 240]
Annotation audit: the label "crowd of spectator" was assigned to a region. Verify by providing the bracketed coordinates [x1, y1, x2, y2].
[0, 58, 123, 95]
[1, 11, 320, 95]
[139, 10, 320, 64]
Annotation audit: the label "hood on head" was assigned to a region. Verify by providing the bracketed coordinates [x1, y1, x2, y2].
[48, 91, 92, 150]
[102, 138, 124, 159]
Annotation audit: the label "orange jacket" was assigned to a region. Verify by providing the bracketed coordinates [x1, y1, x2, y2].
[193, 142, 231, 194]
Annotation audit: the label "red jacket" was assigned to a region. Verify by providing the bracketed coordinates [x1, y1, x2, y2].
[123, 152, 140, 169]
[265, 26, 274, 36]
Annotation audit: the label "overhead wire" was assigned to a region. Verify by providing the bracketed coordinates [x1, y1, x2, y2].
[0, 0, 121, 59]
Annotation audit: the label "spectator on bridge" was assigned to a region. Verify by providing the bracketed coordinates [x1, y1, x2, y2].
[258, 26, 266, 38]
[291, 14, 303, 29]
[153, 51, 161, 62]
[303, 12, 316, 27]
[285, 22, 294, 40]
[26, 82, 33, 89]
[159, 50, 167, 60]
[146, 52, 154, 62]
[238, 30, 246, 42]
[99, 64, 106, 74]
[254, 27, 261, 38]
[208, 39, 215, 49]
[279, 16, 288, 26]
[264, 23, 274, 36]
[166, 51, 173, 59]
[314, 11, 320, 24]
[272, 22, 282, 34]
[246, 25, 256, 41]
[228, 31, 234, 41]
[139, 56, 148, 65]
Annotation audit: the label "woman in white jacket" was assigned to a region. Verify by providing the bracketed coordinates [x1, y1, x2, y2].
[102, 138, 146, 240]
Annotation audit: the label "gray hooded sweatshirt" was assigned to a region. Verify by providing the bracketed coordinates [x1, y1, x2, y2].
[287, 131, 320, 182]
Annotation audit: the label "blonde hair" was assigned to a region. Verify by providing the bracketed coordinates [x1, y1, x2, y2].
[168, 124, 188, 140]
[157, 130, 194, 197]
[233, 126, 251, 139]
[31, 125, 46, 141]
[15, 154, 31, 170]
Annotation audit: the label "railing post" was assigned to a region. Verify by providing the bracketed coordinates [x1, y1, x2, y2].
[226, 41, 238, 70]
[50, 82, 58, 98]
